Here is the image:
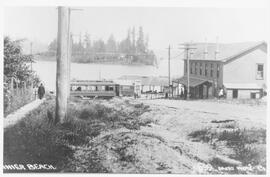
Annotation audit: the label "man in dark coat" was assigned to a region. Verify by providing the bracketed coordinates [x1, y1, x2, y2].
[38, 83, 45, 99]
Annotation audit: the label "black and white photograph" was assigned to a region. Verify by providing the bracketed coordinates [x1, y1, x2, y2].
[1, 0, 269, 175]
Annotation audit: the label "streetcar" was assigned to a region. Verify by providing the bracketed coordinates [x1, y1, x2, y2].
[70, 80, 120, 99]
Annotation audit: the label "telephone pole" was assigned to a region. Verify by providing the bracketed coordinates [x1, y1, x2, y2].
[67, 8, 83, 97]
[30, 42, 33, 71]
[179, 42, 196, 100]
[167, 45, 171, 98]
[55, 6, 69, 124]
[67, 8, 71, 97]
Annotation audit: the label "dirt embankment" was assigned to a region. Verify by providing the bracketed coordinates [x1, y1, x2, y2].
[77, 98, 266, 174]
[4, 97, 266, 174]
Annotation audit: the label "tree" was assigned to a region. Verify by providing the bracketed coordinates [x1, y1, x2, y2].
[4, 36, 34, 83]
[48, 38, 57, 52]
[119, 29, 132, 54]
[136, 26, 146, 54]
[106, 34, 117, 52]
[132, 26, 136, 53]
[84, 32, 91, 53]
[92, 39, 106, 53]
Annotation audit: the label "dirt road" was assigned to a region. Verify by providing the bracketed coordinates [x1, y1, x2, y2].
[141, 99, 266, 129]
[4, 98, 45, 129]
[94, 98, 266, 174]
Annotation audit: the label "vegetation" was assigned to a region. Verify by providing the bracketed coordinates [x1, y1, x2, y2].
[4, 36, 41, 116]
[188, 123, 266, 174]
[4, 97, 152, 172]
[38, 26, 157, 65]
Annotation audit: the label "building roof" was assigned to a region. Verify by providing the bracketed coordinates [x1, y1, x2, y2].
[70, 80, 116, 86]
[118, 75, 169, 86]
[189, 41, 267, 62]
[174, 76, 212, 87]
[223, 83, 262, 89]
[114, 79, 134, 86]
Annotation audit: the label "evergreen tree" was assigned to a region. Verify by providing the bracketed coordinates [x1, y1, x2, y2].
[48, 38, 57, 52]
[136, 26, 146, 53]
[83, 32, 91, 53]
[106, 34, 117, 52]
[132, 26, 136, 53]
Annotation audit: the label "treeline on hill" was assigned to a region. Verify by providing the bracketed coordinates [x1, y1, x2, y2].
[39, 26, 157, 65]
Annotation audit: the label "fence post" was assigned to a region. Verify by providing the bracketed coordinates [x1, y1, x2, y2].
[10, 77, 14, 93]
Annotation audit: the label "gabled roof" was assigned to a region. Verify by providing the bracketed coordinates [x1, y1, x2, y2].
[173, 76, 212, 87]
[190, 41, 267, 63]
[118, 75, 169, 86]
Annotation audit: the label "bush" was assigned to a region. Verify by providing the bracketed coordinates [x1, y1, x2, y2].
[4, 98, 153, 172]
[188, 126, 266, 170]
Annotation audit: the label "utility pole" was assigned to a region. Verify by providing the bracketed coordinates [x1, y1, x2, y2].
[67, 8, 71, 97]
[55, 6, 69, 124]
[66, 8, 83, 97]
[166, 45, 172, 98]
[179, 42, 196, 100]
[30, 42, 33, 72]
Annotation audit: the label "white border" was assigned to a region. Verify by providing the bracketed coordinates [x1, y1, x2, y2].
[0, 1, 269, 177]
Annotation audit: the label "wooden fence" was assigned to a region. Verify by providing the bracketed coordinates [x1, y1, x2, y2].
[4, 79, 37, 117]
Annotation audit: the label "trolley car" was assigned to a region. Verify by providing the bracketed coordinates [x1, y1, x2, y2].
[70, 80, 120, 99]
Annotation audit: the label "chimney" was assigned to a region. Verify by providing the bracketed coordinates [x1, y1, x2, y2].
[214, 36, 219, 60]
[203, 38, 208, 59]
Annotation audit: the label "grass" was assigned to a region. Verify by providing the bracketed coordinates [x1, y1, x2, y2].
[188, 126, 266, 174]
[4, 88, 35, 117]
[4, 97, 152, 173]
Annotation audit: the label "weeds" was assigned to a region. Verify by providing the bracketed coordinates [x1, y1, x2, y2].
[188, 126, 266, 173]
[4, 98, 153, 173]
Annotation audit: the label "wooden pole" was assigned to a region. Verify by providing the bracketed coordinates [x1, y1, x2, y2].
[179, 43, 196, 100]
[67, 8, 71, 97]
[55, 7, 69, 124]
[186, 47, 190, 100]
[168, 45, 170, 97]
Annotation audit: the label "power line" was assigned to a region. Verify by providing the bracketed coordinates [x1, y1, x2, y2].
[179, 42, 197, 100]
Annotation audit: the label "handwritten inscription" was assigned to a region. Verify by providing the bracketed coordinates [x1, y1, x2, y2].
[4, 164, 57, 171]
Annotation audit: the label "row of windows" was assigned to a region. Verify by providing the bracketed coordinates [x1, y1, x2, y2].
[71, 85, 114, 91]
[186, 62, 220, 78]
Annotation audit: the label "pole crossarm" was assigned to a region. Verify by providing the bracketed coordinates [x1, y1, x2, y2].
[178, 42, 197, 100]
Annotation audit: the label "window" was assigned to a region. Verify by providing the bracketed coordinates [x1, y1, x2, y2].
[109, 86, 114, 91]
[200, 63, 202, 75]
[217, 64, 220, 78]
[190, 63, 193, 74]
[256, 64, 264, 79]
[105, 85, 110, 91]
[210, 63, 213, 77]
[195, 63, 197, 75]
[205, 63, 208, 76]
[233, 89, 238, 98]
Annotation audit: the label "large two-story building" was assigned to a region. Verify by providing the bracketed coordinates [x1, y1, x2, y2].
[174, 41, 267, 99]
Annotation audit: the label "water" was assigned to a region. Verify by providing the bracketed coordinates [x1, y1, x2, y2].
[33, 59, 184, 91]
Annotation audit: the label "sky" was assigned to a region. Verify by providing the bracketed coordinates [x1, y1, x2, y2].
[4, 7, 268, 58]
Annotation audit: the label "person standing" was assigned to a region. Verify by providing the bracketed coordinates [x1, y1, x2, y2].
[218, 87, 224, 99]
[38, 83, 45, 99]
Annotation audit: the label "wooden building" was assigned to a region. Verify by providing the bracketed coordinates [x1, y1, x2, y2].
[174, 41, 267, 99]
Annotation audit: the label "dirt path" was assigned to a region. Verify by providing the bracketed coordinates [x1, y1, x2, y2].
[4, 98, 46, 129]
[141, 99, 266, 129]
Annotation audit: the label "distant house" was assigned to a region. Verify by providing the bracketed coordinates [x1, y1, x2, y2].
[117, 75, 170, 93]
[174, 41, 267, 99]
